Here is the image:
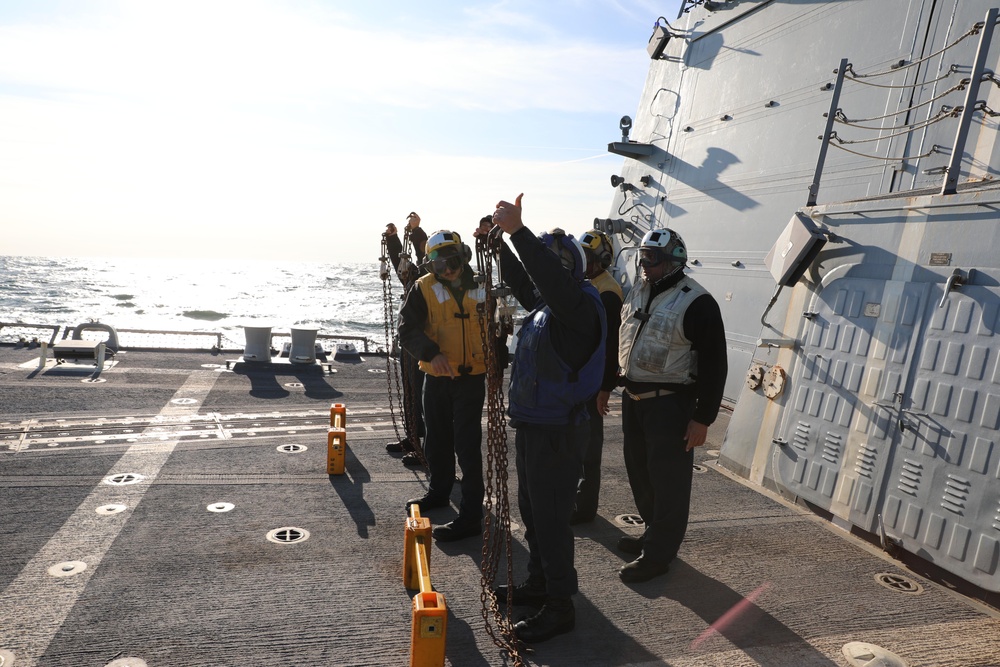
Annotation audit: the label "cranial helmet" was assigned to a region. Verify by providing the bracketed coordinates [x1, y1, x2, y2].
[426, 230, 472, 262]
[579, 229, 614, 269]
[538, 228, 587, 281]
[425, 230, 472, 275]
[639, 228, 687, 276]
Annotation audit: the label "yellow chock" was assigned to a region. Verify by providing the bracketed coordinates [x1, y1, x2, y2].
[327, 427, 346, 475]
[405, 505, 446, 667]
[330, 402, 346, 429]
[404, 505, 432, 590]
[410, 591, 447, 667]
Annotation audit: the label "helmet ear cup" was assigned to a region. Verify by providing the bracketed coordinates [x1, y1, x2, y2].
[581, 230, 613, 270]
[462, 243, 472, 263]
[596, 235, 612, 269]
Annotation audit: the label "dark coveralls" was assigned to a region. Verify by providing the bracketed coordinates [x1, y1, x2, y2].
[385, 230, 428, 443]
[500, 228, 603, 598]
[575, 283, 623, 520]
[620, 270, 727, 565]
[397, 266, 486, 523]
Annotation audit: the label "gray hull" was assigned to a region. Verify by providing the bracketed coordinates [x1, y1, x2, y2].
[609, 0, 1000, 595]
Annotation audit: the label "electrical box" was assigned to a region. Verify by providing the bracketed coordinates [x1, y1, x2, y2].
[764, 212, 827, 286]
[647, 24, 671, 59]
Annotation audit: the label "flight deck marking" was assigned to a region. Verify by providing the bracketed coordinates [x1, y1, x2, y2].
[0, 370, 220, 666]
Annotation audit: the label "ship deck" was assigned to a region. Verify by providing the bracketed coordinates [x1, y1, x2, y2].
[2, 343, 1000, 667]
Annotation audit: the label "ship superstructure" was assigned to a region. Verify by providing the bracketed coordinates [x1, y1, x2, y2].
[606, 0, 1000, 599]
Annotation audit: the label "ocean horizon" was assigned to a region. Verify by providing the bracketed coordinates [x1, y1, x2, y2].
[0, 255, 391, 347]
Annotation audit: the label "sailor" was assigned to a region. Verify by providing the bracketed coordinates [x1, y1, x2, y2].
[383, 213, 428, 466]
[490, 194, 605, 643]
[616, 228, 727, 582]
[571, 229, 623, 524]
[398, 229, 488, 542]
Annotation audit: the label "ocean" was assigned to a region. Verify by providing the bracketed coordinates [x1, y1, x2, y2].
[0, 255, 392, 349]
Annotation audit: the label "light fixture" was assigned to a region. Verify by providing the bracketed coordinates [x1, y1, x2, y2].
[619, 116, 633, 143]
[610, 175, 633, 192]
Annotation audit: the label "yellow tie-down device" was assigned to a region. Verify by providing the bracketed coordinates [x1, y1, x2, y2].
[404, 505, 447, 667]
[327, 403, 347, 475]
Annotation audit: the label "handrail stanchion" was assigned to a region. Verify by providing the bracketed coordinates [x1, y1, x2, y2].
[404, 505, 447, 667]
[37, 342, 48, 371]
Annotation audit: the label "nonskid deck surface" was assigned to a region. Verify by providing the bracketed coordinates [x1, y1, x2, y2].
[1, 346, 999, 667]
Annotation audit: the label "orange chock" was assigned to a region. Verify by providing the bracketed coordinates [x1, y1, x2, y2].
[330, 402, 346, 429]
[327, 427, 346, 475]
[405, 505, 446, 667]
[403, 505, 432, 590]
[410, 591, 447, 667]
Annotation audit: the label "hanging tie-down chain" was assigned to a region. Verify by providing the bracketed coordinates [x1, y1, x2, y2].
[379, 234, 406, 444]
[379, 231, 426, 463]
[474, 228, 525, 666]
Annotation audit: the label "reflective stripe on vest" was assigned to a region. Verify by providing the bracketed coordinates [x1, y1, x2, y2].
[416, 274, 487, 376]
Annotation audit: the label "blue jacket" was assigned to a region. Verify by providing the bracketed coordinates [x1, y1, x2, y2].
[509, 283, 606, 425]
[500, 227, 606, 427]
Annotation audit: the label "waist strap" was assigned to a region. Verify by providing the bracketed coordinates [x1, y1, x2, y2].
[624, 388, 675, 401]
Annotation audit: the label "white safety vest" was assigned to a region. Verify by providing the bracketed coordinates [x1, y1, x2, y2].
[619, 276, 708, 384]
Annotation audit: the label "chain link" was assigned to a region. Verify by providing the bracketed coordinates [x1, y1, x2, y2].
[381, 231, 428, 464]
[474, 229, 525, 666]
[379, 236, 405, 445]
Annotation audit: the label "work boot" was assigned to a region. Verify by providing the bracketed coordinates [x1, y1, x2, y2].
[493, 578, 547, 608]
[385, 438, 415, 453]
[513, 597, 575, 643]
[570, 509, 596, 525]
[405, 494, 449, 511]
[618, 555, 671, 583]
[617, 534, 644, 555]
[432, 517, 481, 542]
[401, 452, 422, 467]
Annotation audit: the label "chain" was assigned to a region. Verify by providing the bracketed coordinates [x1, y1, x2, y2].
[379, 236, 405, 444]
[474, 229, 524, 666]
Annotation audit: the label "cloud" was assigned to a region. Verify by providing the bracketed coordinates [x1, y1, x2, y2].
[0, 1, 645, 113]
[0, 1, 645, 261]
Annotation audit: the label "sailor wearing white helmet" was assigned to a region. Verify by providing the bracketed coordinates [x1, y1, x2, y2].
[616, 227, 728, 583]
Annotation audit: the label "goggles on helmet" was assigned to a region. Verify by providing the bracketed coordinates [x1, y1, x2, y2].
[430, 254, 463, 274]
[638, 248, 665, 269]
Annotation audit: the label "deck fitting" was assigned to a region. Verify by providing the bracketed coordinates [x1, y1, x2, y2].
[615, 514, 645, 528]
[105, 659, 148, 667]
[104, 473, 144, 486]
[875, 573, 924, 595]
[266, 527, 310, 544]
[48, 561, 87, 577]
[842, 642, 909, 666]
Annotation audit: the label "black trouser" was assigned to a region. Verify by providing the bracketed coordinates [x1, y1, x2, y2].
[401, 350, 425, 440]
[574, 397, 603, 518]
[422, 373, 486, 522]
[621, 392, 696, 564]
[515, 420, 588, 598]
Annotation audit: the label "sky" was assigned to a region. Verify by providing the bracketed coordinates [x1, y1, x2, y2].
[0, 0, 684, 262]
